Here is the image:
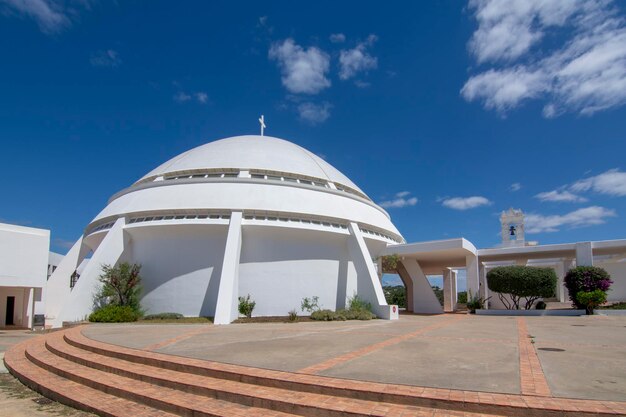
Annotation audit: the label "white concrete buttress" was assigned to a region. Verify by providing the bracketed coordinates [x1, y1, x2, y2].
[51, 217, 128, 328]
[213, 211, 243, 325]
[400, 258, 443, 314]
[347, 223, 398, 320]
[45, 236, 87, 327]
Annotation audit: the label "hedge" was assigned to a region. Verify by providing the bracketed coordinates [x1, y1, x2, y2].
[487, 266, 556, 310]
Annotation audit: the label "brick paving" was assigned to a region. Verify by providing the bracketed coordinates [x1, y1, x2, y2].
[4, 321, 626, 417]
[297, 315, 466, 375]
[517, 317, 552, 397]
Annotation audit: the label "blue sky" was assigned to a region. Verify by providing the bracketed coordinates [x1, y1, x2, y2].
[1, 1, 626, 277]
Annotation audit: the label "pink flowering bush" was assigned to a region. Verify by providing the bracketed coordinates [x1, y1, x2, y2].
[564, 266, 612, 309]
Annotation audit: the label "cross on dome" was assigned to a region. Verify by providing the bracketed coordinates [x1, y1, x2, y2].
[259, 115, 266, 136]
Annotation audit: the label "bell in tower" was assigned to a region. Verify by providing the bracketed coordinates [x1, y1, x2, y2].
[501, 208, 525, 247]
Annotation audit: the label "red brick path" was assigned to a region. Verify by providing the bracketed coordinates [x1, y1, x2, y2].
[517, 317, 552, 397]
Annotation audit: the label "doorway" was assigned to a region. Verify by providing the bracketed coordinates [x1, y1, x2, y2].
[5, 296, 15, 325]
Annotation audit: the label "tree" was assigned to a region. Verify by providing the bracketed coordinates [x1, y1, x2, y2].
[380, 254, 400, 273]
[383, 285, 406, 308]
[95, 262, 142, 313]
[487, 266, 556, 310]
[564, 266, 612, 309]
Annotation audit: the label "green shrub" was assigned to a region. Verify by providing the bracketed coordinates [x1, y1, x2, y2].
[535, 301, 547, 310]
[89, 305, 140, 323]
[288, 309, 298, 322]
[143, 312, 184, 320]
[576, 290, 607, 315]
[347, 294, 372, 312]
[301, 296, 321, 313]
[94, 262, 143, 314]
[311, 309, 346, 321]
[340, 309, 375, 320]
[466, 291, 489, 313]
[564, 266, 612, 309]
[238, 294, 256, 318]
[487, 266, 556, 310]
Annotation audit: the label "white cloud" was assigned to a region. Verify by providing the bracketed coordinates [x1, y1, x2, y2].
[269, 38, 331, 95]
[535, 189, 588, 203]
[571, 169, 626, 196]
[1, 0, 69, 33]
[173, 91, 208, 104]
[297, 102, 331, 124]
[90, 50, 122, 68]
[525, 206, 616, 233]
[195, 92, 208, 104]
[329, 33, 346, 43]
[338, 35, 378, 80]
[441, 196, 491, 210]
[173, 92, 191, 103]
[461, 67, 547, 113]
[510, 182, 522, 191]
[379, 191, 418, 209]
[463, 0, 626, 117]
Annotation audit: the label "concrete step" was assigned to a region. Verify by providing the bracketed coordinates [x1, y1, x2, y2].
[3, 339, 177, 417]
[24, 336, 293, 417]
[46, 331, 470, 417]
[62, 327, 599, 417]
[6, 326, 626, 417]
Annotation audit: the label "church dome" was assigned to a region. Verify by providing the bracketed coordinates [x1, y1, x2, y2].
[85, 134, 402, 244]
[138, 135, 364, 195]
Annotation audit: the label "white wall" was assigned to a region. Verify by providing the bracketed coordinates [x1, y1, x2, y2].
[239, 226, 347, 316]
[0, 223, 49, 288]
[596, 261, 626, 302]
[128, 224, 229, 317]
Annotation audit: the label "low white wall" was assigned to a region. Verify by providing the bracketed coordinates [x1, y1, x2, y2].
[128, 224, 229, 317]
[596, 261, 626, 302]
[239, 226, 347, 316]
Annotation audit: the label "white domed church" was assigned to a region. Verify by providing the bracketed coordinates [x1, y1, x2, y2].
[45, 135, 403, 327]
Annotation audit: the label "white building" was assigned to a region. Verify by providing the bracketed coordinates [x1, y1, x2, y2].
[0, 223, 50, 328]
[382, 209, 626, 314]
[8, 134, 620, 328]
[45, 135, 401, 327]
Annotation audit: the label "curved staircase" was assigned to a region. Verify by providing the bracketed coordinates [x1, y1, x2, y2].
[5, 326, 626, 417]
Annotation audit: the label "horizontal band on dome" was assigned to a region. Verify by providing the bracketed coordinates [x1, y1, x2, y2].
[133, 168, 370, 201]
[85, 210, 402, 244]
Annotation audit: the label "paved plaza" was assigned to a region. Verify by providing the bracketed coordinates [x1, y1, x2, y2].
[80, 313, 626, 403]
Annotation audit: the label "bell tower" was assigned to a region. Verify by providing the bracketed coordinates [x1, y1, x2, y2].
[501, 208, 525, 247]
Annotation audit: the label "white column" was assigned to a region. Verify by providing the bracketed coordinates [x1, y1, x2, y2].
[576, 242, 593, 266]
[214, 212, 243, 325]
[26, 287, 35, 329]
[347, 223, 397, 320]
[479, 263, 489, 309]
[401, 259, 444, 314]
[443, 268, 455, 313]
[466, 254, 480, 300]
[451, 269, 458, 308]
